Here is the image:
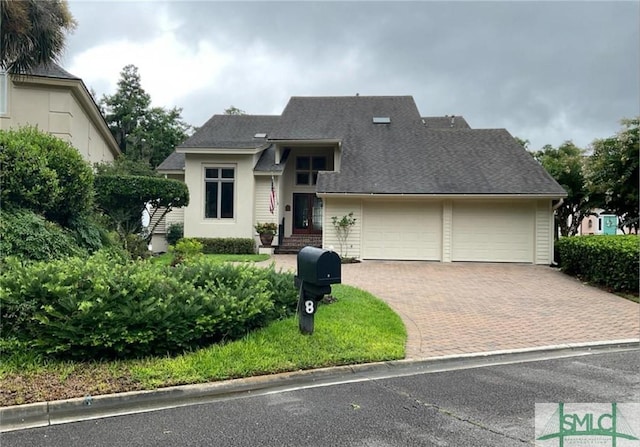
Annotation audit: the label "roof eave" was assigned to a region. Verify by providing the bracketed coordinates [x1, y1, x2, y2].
[316, 192, 567, 199]
[176, 145, 269, 155]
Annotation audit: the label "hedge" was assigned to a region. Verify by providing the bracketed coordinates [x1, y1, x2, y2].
[0, 252, 297, 359]
[195, 238, 256, 254]
[556, 235, 639, 292]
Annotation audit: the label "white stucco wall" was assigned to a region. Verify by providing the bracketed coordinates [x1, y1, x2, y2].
[1, 78, 117, 164]
[183, 153, 255, 239]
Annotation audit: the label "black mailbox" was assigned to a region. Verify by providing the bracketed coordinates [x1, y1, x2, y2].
[297, 246, 341, 286]
[295, 246, 342, 335]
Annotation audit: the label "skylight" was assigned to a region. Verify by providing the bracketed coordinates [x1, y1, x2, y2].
[254, 133, 267, 138]
[372, 117, 391, 124]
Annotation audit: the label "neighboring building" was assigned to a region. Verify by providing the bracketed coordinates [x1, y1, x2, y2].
[0, 63, 120, 163]
[156, 95, 566, 263]
[578, 210, 634, 235]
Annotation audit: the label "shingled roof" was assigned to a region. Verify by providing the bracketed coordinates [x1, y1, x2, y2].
[24, 62, 80, 80]
[160, 95, 566, 197]
[316, 126, 566, 195]
[179, 115, 279, 149]
[421, 115, 470, 129]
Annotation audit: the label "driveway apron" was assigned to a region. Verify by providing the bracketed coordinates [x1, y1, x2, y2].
[264, 255, 640, 359]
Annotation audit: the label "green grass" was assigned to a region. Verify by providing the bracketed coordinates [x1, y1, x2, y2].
[149, 253, 270, 266]
[0, 285, 406, 403]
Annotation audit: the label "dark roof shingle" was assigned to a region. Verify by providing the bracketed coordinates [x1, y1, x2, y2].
[179, 115, 279, 149]
[159, 95, 565, 197]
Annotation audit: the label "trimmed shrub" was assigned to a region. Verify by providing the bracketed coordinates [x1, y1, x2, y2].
[166, 222, 183, 246]
[0, 209, 86, 261]
[0, 127, 94, 227]
[556, 235, 639, 292]
[94, 175, 189, 235]
[0, 253, 297, 359]
[170, 238, 203, 265]
[196, 238, 255, 254]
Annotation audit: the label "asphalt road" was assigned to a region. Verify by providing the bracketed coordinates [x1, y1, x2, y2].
[2, 349, 638, 446]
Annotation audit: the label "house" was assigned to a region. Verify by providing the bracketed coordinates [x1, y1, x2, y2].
[155, 95, 566, 263]
[578, 210, 635, 235]
[0, 63, 120, 163]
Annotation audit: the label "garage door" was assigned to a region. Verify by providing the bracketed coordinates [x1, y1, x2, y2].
[363, 201, 442, 260]
[452, 201, 534, 262]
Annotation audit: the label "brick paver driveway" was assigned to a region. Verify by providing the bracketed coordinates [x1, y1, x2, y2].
[264, 256, 640, 359]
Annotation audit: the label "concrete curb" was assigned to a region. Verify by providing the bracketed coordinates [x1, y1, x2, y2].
[1, 339, 638, 432]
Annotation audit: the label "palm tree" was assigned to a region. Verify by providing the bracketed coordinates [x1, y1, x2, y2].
[1, 0, 76, 73]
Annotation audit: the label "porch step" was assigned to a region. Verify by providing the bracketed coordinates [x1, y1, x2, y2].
[275, 235, 322, 254]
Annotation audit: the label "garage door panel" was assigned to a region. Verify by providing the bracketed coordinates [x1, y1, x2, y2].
[363, 202, 441, 260]
[452, 202, 534, 263]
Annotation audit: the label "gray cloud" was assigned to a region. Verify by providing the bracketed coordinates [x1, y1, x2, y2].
[64, 1, 639, 150]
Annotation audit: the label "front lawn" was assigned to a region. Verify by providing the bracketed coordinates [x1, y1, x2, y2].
[0, 284, 406, 406]
[150, 252, 270, 266]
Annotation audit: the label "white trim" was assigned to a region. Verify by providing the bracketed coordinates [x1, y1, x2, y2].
[176, 146, 268, 155]
[271, 139, 342, 146]
[317, 193, 565, 199]
[202, 164, 236, 220]
[0, 71, 7, 115]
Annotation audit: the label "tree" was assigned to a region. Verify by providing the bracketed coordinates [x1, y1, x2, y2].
[100, 65, 151, 155]
[94, 175, 189, 243]
[224, 105, 246, 115]
[331, 212, 357, 259]
[94, 156, 158, 177]
[514, 136, 530, 150]
[133, 106, 192, 168]
[1, 0, 76, 73]
[100, 65, 192, 168]
[533, 142, 592, 237]
[587, 117, 639, 233]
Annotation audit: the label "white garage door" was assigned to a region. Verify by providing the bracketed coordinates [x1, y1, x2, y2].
[452, 201, 534, 262]
[363, 201, 442, 260]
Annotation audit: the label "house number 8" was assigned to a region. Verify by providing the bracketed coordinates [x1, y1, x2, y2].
[304, 300, 314, 314]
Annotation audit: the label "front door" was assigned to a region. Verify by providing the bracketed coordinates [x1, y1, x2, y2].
[602, 215, 618, 235]
[293, 193, 322, 234]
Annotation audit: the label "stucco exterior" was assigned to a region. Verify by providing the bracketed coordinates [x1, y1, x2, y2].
[182, 153, 256, 239]
[0, 70, 119, 164]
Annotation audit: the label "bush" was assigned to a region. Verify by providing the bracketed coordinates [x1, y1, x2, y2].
[68, 213, 111, 253]
[166, 223, 183, 246]
[0, 253, 297, 359]
[0, 209, 87, 261]
[170, 238, 203, 265]
[0, 127, 94, 226]
[124, 234, 151, 260]
[556, 235, 639, 292]
[196, 238, 255, 254]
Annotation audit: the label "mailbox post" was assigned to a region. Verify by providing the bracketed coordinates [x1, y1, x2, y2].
[295, 246, 341, 335]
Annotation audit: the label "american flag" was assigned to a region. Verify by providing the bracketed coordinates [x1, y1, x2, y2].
[269, 177, 276, 214]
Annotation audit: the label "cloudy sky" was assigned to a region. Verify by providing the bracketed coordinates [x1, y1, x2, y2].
[61, 1, 639, 151]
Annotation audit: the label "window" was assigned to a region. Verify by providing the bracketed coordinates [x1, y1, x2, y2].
[296, 156, 326, 185]
[0, 71, 7, 115]
[204, 167, 234, 218]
